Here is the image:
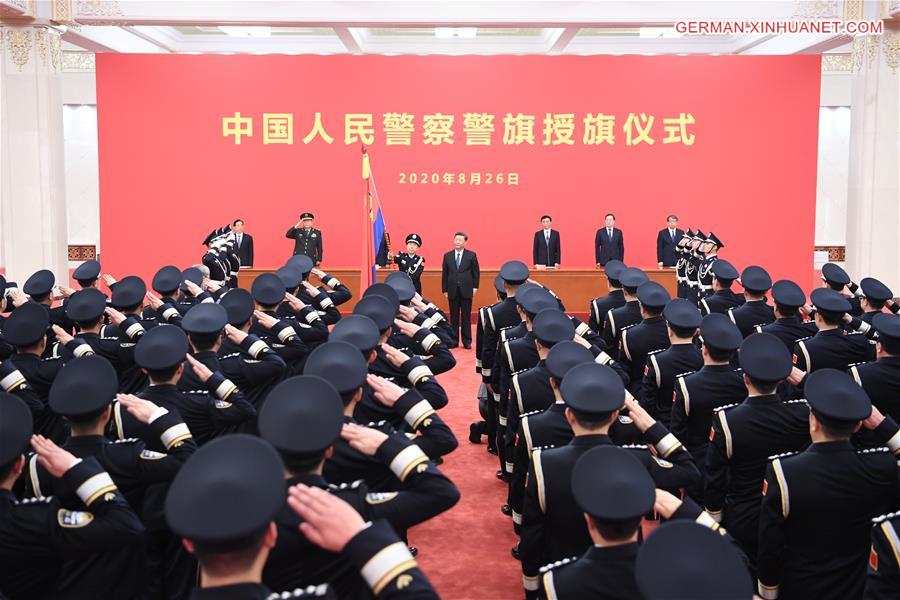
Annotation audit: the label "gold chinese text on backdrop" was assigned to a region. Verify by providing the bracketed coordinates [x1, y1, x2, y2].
[221, 112, 696, 147]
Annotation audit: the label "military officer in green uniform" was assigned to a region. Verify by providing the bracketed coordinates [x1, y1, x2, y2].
[286, 212, 323, 265]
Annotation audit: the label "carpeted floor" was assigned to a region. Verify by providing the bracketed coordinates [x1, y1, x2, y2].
[408, 347, 522, 600]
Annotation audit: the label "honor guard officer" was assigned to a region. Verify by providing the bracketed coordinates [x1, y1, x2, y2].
[757, 280, 817, 351]
[685, 230, 705, 304]
[260, 375, 458, 597]
[0, 394, 145, 600]
[640, 298, 703, 428]
[757, 370, 900, 600]
[588, 260, 626, 333]
[704, 333, 810, 564]
[700, 259, 744, 316]
[858, 277, 894, 324]
[250, 274, 310, 375]
[602, 267, 648, 357]
[849, 313, 900, 445]
[145, 265, 187, 319]
[790, 289, 874, 389]
[636, 521, 753, 600]
[519, 363, 699, 597]
[675, 230, 693, 299]
[286, 212, 323, 265]
[697, 232, 723, 301]
[620, 281, 671, 395]
[23, 268, 70, 352]
[394, 234, 425, 294]
[821, 263, 863, 317]
[539, 446, 655, 600]
[671, 313, 746, 485]
[73, 259, 102, 290]
[482, 260, 530, 396]
[728, 266, 775, 337]
[110, 275, 157, 393]
[867, 511, 900, 600]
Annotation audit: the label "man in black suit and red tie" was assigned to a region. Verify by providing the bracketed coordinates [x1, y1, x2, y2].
[594, 213, 624, 266]
[656, 214, 684, 268]
[532, 215, 561, 269]
[232, 218, 254, 268]
[442, 231, 480, 348]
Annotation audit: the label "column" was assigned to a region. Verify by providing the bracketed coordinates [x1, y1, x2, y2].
[0, 24, 69, 284]
[844, 17, 900, 290]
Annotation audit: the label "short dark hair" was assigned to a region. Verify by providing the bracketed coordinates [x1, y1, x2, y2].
[571, 409, 615, 429]
[454, 231, 468, 240]
[605, 213, 615, 220]
[189, 332, 221, 352]
[774, 303, 799, 319]
[75, 317, 103, 331]
[233, 219, 244, 226]
[280, 450, 326, 475]
[667, 214, 678, 221]
[812, 410, 858, 437]
[67, 406, 109, 427]
[145, 364, 181, 383]
[0, 457, 20, 481]
[540, 215, 552, 221]
[865, 298, 887, 310]
[705, 345, 734, 363]
[818, 310, 844, 326]
[715, 277, 734, 289]
[669, 325, 697, 339]
[746, 375, 778, 395]
[879, 336, 900, 355]
[643, 305, 664, 317]
[194, 534, 267, 577]
[592, 515, 643, 542]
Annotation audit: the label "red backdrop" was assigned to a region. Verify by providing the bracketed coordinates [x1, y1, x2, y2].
[96, 54, 820, 285]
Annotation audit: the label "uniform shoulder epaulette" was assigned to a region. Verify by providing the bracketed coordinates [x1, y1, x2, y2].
[858, 447, 889, 455]
[847, 361, 868, 368]
[268, 583, 332, 599]
[14, 496, 52, 506]
[512, 368, 530, 376]
[327, 480, 363, 491]
[41, 356, 61, 362]
[112, 437, 140, 444]
[534, 444, 557, 451]
[768, 450, 799, 461]
[783, 399, 808, 405]
[873, 510, 900, 524]
[796, 335, 813, 343]
[521, 409, 542, 418]
[617, 443, 647, 450]
[185, 389, 210, 395]
[713, 402, 739, 413]
[365, 420, 388, 428]
[219, 352, 241, 360]
[621, 323, 637, 331]
[675, 370, 697, 379]
[538, 555, 578, 574]
[647, 348, 666, 355]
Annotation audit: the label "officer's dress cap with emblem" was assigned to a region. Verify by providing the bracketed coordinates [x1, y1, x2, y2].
[49, 355, 118, 417]
[572, 446, 655, 520]
[181, 267, 204, 289]
[693, 230, 707, 242]
[493, 274, 506, 295]
[532, 309, 576, 346]
[152, 265, 182, 295]
[303, 341, 368, 394]
[330, 314, 380, 353]
[66, 288, 107, 322]
[806, 368, 871, 422]
[353, 295, 395, 332]
[181, 303, 228, 335]
[771, 280, 806, 308]
[664, 298, 701, 329]
[111, 276, 146, 309]
[682, 229, 694, 240]
[0, 393, 32, 464]
[285, 254, 314, 276]
[545, 341, 594, 381]
[362, 283, 400, 311]
[636, 521, 752, 600]
[515, 282, 539, 297]
[300, 212, 315, 221]
[705, 232, 724, 248]
[276, 266, 303, 291]
[252, 273, 286, 306]
[385, 271, 414, 286]
[860, 277, 892, 303]
[2, 301, 49, 346]
[135, 324, 188, 371]
[385, 275, 415, 304]
[405, 233, 422, 247]
[260, 375, 344, 455]
[822, 263, 851, 286]
[810, 288, 851, 315]
[619, 268, 649, 290]
[516, 287, 558, 316]
[711, 259, 739, 282]
[604, 259, 626, 282]
[740, 266, 772, 293]
[499, 260, 530, 285]
[560, 363, 625, 415]
[739, 332, 791, 383]
[73, 260, 101, 284]
[873, 313, 900, 341]
[219, 288, 255, 326]
[700, 314, 742, 352]
[637, 281, 670, 309]
[166, 434, 285, 551]
[23, 269, 55, 298]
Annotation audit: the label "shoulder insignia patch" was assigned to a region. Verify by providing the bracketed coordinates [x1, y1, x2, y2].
[140, 449, 167, 460]
[617, 415, 634, 425]
[539, 556, 578, 573]
[57, 509, 94, 528]
[651, 456, 674, 468]
[366, 492, 400, 504]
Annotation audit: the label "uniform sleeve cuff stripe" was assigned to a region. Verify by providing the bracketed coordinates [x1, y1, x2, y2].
[277, 327, 295, 342]
[0, 370, 26, 392]
[758, 582, 779, 599]
[655, 433, 682, 458]
[247, 340, 268, 358]
[76, 472, 117, 506]
[125, 323, 144, 338]
[407, 365, 433, 385]
[216, 379, 237, 400]
[72, 343, 94, 358]
[389, 445, 428, 481]
[161, 423, 192, 449]
[404, 399, 434, 428]
[422, 333, 440, 351]
[360, 542, 417, 595]
[162, 307, 179, 321]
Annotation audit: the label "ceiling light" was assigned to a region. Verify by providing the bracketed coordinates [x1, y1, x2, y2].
[435, 27, 477, 39]
[219, 26, 272, 38]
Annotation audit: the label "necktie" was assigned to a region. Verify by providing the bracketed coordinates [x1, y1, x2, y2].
[671, 230, 675, 244]
[608, 228, 612, 239]
[237, 234, 242, 247]
[456, 252, 461, 269]
[545, 231, 550, 244]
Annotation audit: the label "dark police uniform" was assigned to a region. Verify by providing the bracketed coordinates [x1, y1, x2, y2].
[675, 230, 692, 299]
[393, 234, 425, 293]
[588, 260, 626, 332]
[759, 317, 817, 352]
[700, 289, 745, 316]
[620, 282, 671, 396]
[641, 344, 702, 428]
[866, 511, 900, 600]
[850, 313, 900, 426]
[793, 328, 873, 376]
[729, 300, 775, 338]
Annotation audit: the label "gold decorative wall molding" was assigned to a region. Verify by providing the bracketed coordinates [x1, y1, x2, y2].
[793, 0, 842, 19]
[815, 245, 846, 261]
[61, 49, 94, 70]
[68, 245, 97, 261]
[3, 27, 32, 71]
[822, 53, 852, 71]
[853, 31, 900, 72]
[74, 0, 122, 17]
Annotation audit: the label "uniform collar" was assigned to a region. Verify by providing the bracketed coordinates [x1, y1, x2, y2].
[807, 440, 854, 453]
[816, 328, 844, 337]
[65, 435, 108, 449]
[585, 542, 639, 560]
[192, 583, 271, 599]
[744, 394, 780, 406]
[571, 433, 612, 446]
[776, 316, 801, 323]
[286, 473, 328, 488]
[702, 364, 734, 372]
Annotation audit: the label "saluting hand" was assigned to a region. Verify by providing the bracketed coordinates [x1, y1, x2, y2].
[31, 435, 79, 478]
[341, 422, 389, 456]
[394, 319, 420, 338]
[183, 280, 203, 298]
[624, 393, 655, 433]
[8, 289, 28, 308]
[51, 324, 74, 345]
[397, 305, 417, 322]
[253, 310, 279, 330]
[380, 343, 409, 368]
[101, 274, 117, 288]
[185, 354, 213, 383]
[287, 484, 366, 552]
[284, 292, 308, 311]
[653, 489, 683, 519]
[104, 306, 127, 327]
[410, 297, 428, 312]
[301, 281, 320, 296]
[145, 291, 163, 310]
[117, 394, 162, 424]
[786, 366, 806, 386]
[224, 323, 248, 345]
[367, 373, 404, 407]
[862, 405, 885, 430]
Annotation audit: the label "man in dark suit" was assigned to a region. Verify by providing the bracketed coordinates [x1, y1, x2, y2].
[532, 215, 561, 268]
[441, 232, 480, 348]
[594, 213, 624, 266]
[232, 218, 254, 268]
[656, 214, 684, 268]
[285, 212, 322, 265]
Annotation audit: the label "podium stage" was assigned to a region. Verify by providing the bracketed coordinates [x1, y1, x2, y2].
[237, 267, 677, 319]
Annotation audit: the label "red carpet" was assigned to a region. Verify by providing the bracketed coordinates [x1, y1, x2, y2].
[409, 347, 521, 600]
